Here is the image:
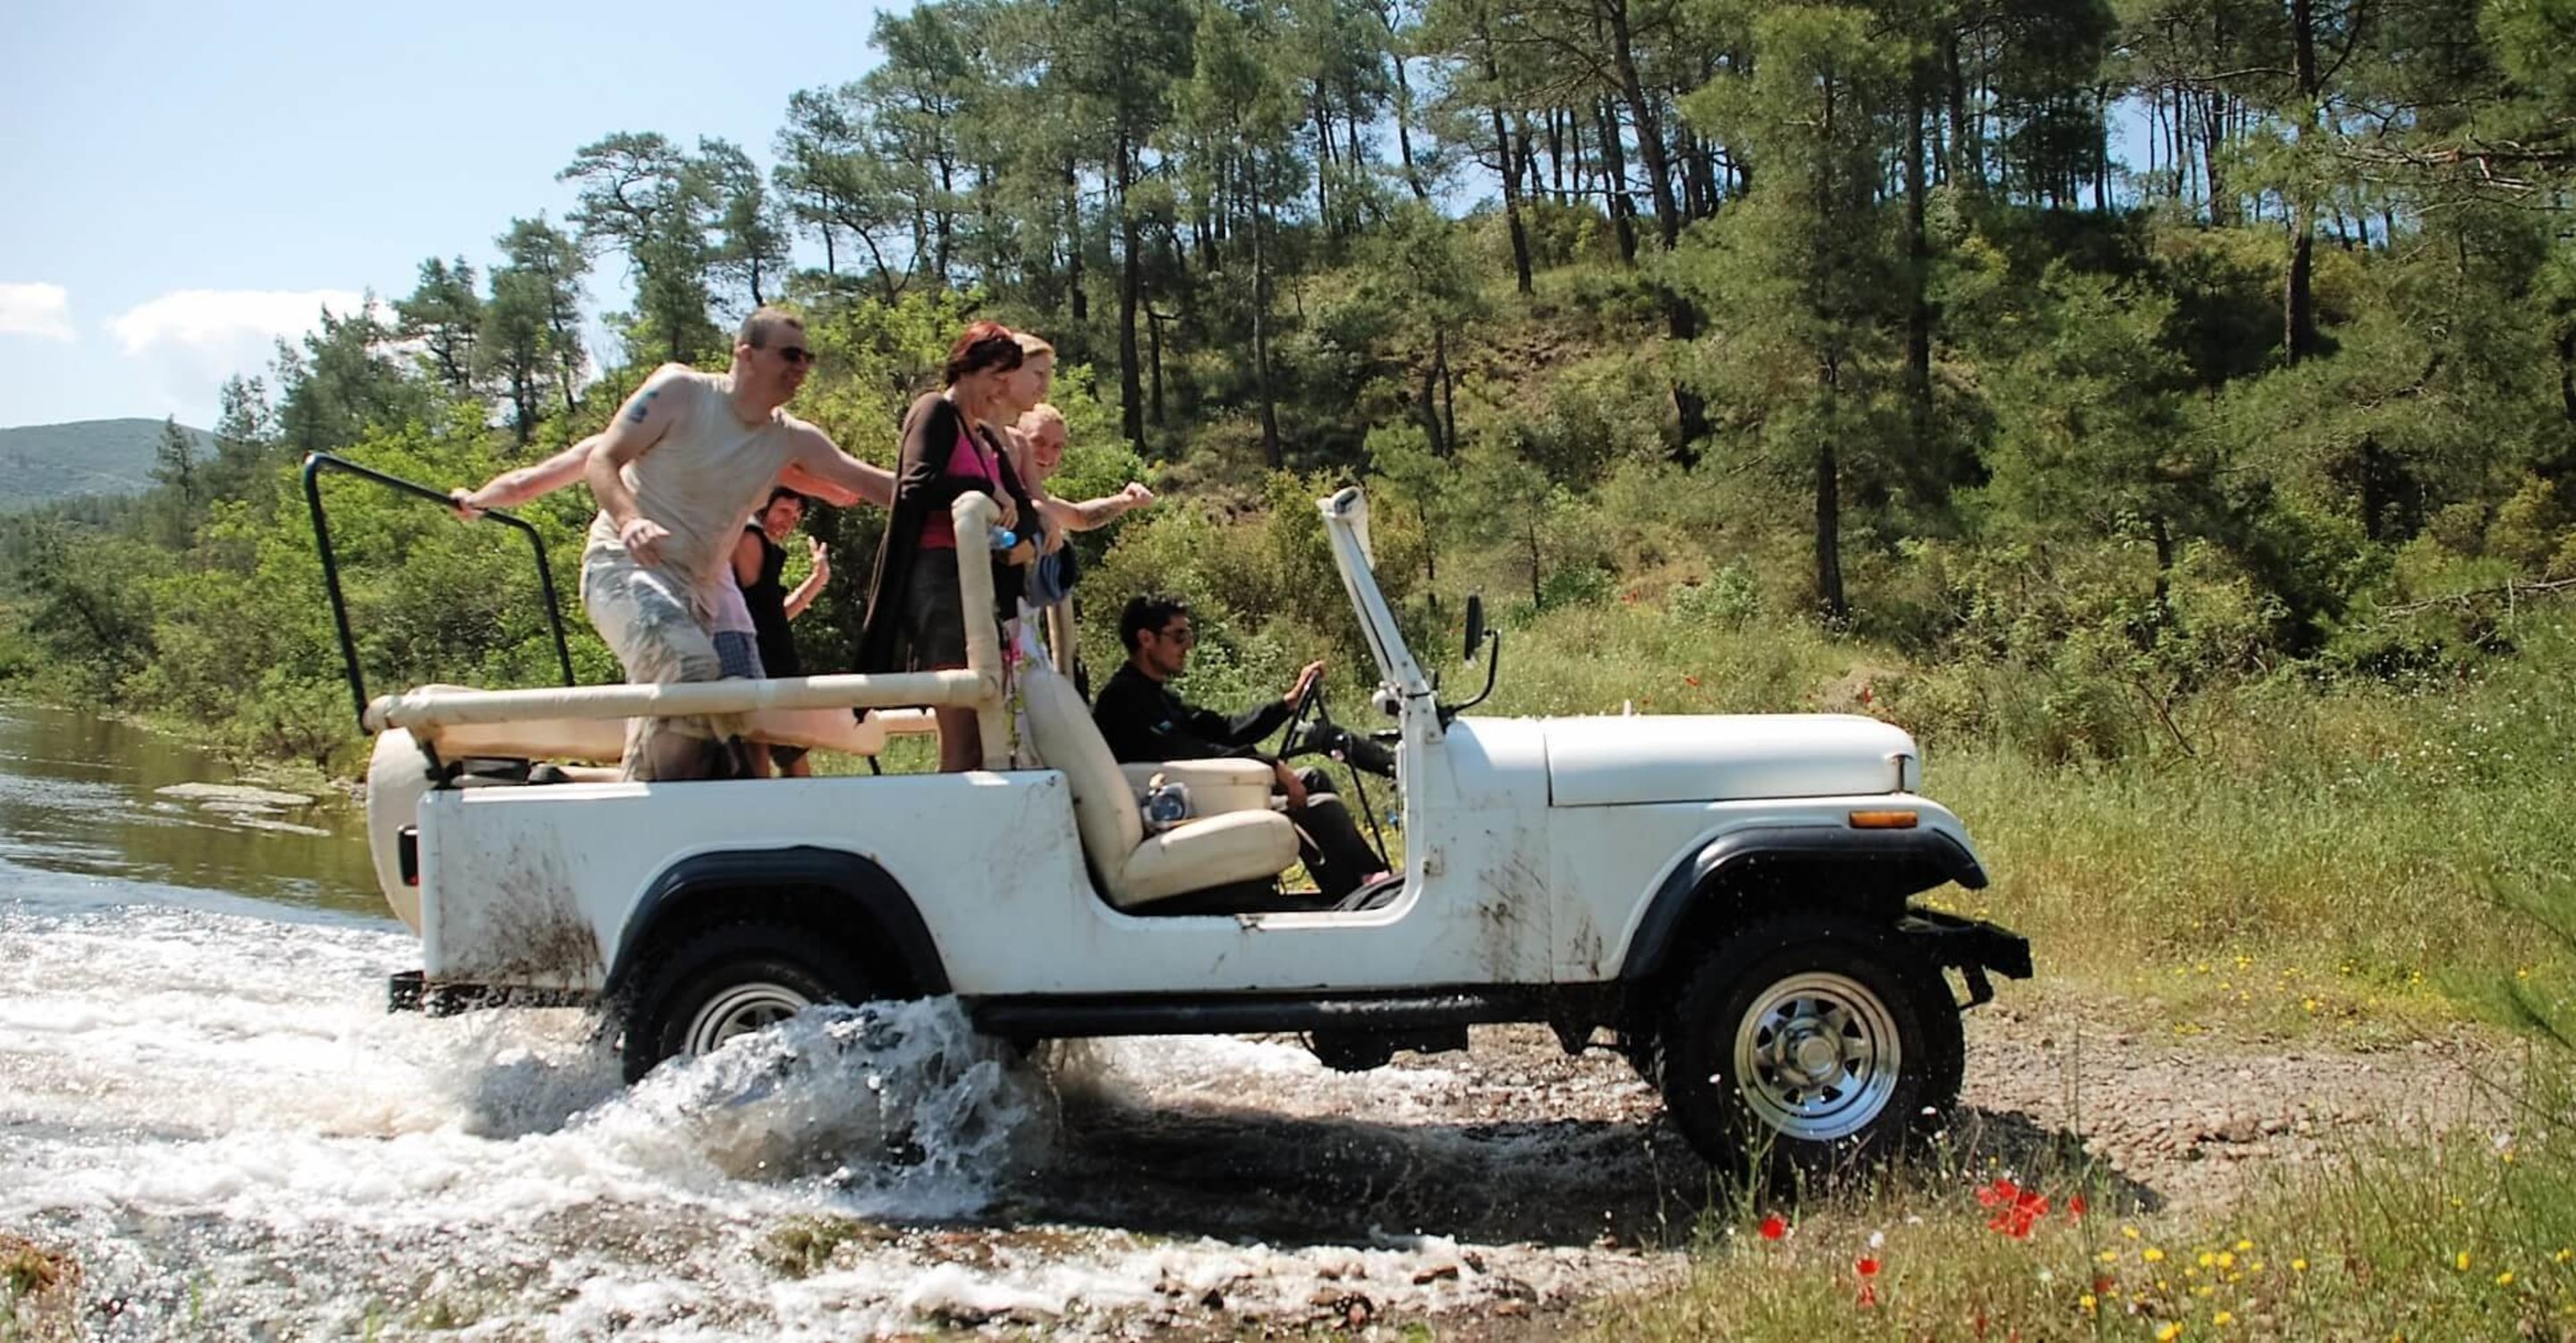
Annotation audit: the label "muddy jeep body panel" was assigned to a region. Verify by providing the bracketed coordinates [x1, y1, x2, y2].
[355, 484, 2029, 1165]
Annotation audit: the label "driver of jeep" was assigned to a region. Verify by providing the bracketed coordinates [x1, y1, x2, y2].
[1092, 595, 1386, 902]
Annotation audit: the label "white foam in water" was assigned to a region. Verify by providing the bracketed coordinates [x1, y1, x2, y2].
[0, 891, 1668, 1339]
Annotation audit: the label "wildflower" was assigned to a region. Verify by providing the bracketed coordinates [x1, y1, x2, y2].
[2292, 1258, 2309, 1272]
[2555, 1248, 2572, 1264]
[2145, 1247, 2166, 1263]
[1979, 1178, 2050, 1238]
[2217, 1252, 2236, 1271]
[2124, 1226, 2141, 1241]
[2496, 1271, 2514, 1287]
[1857, 1256, 1880, 1279]
[1759, 1213, 1786, 1241]
[2456, 1251, 2471, 1271]
[1868, 1230, 1885, 1250]
[2080, 1294, 2097, 1313]
[2069, 1195, 2089, 1218]
[2233, 1239, 2253, 1252]
[2098, 1250, 2120, 1263]
[2199, 1252, 2216, 1269]
[2215, 1311, 2236, 1327]
[2157, 1323, 2182, 1342]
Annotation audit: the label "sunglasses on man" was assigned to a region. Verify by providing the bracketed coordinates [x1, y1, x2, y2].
[770, 345, 814, 366]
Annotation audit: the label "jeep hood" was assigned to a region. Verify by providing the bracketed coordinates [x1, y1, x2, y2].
[1543, 714, 1919, 807]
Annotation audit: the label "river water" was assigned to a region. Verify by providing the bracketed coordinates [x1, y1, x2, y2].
[0, 701, 1682, 1340]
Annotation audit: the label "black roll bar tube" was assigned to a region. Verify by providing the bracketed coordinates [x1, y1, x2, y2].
[301, 452, 579, 731]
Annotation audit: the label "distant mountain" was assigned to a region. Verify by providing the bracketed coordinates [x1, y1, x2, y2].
[0, 418, 213, 511]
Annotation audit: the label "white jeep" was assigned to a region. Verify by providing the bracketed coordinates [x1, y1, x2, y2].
[340, 471, 2029, 1175]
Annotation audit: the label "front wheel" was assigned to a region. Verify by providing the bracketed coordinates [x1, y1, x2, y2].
[1657, 914, 1962, 1180]
[619, 922, 877, 1083]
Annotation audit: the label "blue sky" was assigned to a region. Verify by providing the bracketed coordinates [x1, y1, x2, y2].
[0, 0, 894, 430]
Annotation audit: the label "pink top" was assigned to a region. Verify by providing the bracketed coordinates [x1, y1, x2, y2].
[918, 427, 1000, 550]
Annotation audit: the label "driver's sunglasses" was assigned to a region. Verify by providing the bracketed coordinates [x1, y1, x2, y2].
[1157, 624, 1197, 646]
[774, 345, 814, 366]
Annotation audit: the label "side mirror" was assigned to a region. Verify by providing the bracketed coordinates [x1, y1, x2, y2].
[1463, 593, 1486, 665]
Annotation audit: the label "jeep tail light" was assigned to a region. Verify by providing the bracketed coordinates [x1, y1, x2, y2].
[1848, 809, 1919, 830]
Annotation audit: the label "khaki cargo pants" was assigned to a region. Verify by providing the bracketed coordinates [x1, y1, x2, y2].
[580, 549, 741, 781]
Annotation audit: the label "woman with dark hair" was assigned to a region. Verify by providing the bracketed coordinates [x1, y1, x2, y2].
[856, 320, 1046, 772]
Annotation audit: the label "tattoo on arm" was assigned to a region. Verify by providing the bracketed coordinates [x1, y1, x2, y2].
[624, 387, 660, 425]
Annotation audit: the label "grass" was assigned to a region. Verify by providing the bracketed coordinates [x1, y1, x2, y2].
[1589, 1068, 2576, 1341]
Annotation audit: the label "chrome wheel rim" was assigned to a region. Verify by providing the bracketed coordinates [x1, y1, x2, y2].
[683, 982, 812, 1057]
[1730, 971, 1902, 1142]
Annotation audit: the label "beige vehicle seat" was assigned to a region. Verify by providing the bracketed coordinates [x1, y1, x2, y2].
[1018, 661, 1299, 908]
[1115, 759, 1275, 817]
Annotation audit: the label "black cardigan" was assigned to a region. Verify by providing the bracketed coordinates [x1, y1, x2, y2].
[854, 392, 1040, 673]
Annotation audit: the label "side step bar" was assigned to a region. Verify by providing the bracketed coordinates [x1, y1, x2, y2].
[388, 970, 597, 1016]
[969, 984, 1616, 1039]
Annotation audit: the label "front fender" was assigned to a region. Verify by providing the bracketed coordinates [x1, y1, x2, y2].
[1616, 824, 1989, 981]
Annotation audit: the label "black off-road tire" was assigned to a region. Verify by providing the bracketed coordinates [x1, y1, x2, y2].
[1656, 913, 1964, 1182]
[619, 922, 877, 1083]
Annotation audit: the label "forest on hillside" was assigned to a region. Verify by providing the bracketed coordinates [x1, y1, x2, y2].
[3, 0, 2573, 768]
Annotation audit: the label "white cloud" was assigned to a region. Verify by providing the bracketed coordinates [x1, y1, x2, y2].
[106, 288, 374, 424]
[0, 283, 78, 342]
[108, 287, 371, 357]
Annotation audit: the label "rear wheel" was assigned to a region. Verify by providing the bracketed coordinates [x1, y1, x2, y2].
[620, 922, 877, 1083]
[1657, 913, 1962, 1181]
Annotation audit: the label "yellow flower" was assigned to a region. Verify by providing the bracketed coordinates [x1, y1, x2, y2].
[2193, 1284, 2216, 1297]
[2145, 1246, 2166, 1263]
[2217, 1252, 2236, 1270]
[2496, 1271, 2514, 1287]
[2456, 1251, 2472, 1271]
[2292, 1258, 2309, 1272]
[2080, 1294, 2097, 1312]
[2158, 1324, 2183, 1343]
[2234, 1238, 2254, 1252]
[2098, 1250, 2121, 1263]
[2124, 1226, 2142, 1241]
[2199, 1252, 2217, 1269]
[2555, 1248, 2572, 1264]
[2216, 1311, 2237, 1326]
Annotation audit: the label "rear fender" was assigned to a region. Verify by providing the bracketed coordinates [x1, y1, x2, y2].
[603, 846, 950, 1000]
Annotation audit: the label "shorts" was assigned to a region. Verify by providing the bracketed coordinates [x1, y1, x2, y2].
[580, 548, 734, 781]
[714, 630, 766, 680]
[900, 548, 970, 671]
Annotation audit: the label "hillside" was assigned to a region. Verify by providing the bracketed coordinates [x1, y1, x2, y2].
[0, 418, 210, 511]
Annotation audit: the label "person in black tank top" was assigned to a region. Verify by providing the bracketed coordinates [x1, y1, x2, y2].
[732, 486, 831, 774]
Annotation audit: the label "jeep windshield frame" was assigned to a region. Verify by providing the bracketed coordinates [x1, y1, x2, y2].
[1318, 488, 1432, 706]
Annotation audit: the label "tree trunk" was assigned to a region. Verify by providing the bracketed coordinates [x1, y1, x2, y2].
[1117, 139, 1147, 452]
[2284, 0, 2320, 364]
[1594, 97, 1639, 265]
[1905, 71, 1934, 460]
[1488, 96, 1535, 293]
[1147, 308, 1167, 427]
[1065, 159, 1089, 323]
[1390, 50, 1430, 201]
[1253, 175, 1282, 469]
[1814, 427, 1845, 621]
[1944, 25, 1977, 193]
[1605, 0, 1681, 248]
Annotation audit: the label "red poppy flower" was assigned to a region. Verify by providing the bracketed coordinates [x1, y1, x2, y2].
[2068, 1195, 2089, 1218]
[1683, 674, 1702, 688]
[1856, 1282, 1878, 1309]
[1978, 1178, 2050, 1237]
[1857, 1255, 1880, 1278]
[1758, 1213, 1786, 1241]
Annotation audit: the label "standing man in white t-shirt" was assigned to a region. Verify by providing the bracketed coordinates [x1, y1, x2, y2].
[580, 308, 893, 781]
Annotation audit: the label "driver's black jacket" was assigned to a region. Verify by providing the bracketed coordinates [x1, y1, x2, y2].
[1091, 663, 1294, 764]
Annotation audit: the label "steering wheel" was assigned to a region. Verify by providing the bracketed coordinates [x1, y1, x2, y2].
[1277, 673, 1328, 760]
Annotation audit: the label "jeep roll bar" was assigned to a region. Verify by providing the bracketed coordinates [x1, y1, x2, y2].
[301, 452, 577, 730]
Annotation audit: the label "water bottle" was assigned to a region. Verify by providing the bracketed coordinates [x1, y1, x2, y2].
[988, 525, 1018, 551]
[1142, 779, 1192, 832]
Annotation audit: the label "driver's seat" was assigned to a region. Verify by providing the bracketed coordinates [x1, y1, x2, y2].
[1019, 660, 1300, 908]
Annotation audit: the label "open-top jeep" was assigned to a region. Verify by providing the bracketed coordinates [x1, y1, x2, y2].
[321, 452, 2031, 1175]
